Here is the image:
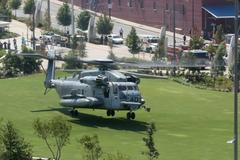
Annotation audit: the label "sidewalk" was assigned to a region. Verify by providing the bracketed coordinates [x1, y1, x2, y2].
[4, 19, 149, 68]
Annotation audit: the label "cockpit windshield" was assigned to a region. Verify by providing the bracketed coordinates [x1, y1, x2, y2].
[118, 85, 138, 91]
[118, 85, 127, 91]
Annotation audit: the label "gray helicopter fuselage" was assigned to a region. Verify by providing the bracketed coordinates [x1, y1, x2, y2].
[51, 69, 144, 111]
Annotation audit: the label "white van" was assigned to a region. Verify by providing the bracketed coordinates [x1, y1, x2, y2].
[138, 35, 159, 53]
[182, 49, 210, 67]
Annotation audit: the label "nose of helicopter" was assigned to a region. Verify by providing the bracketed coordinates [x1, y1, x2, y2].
[121, 91, 141, 102]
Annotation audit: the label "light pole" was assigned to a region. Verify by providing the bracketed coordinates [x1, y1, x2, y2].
[173, 0, 176, 72]
[192, 0, 194, 35]
[71, 0, 75, 36]
[233, 1, 239, 160]
[47, 0, 50, 30]
[32, 4, 36, 50]
[108, 0, 112, 19]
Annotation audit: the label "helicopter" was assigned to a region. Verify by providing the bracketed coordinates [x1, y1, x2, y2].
[20, 50, 149, 120]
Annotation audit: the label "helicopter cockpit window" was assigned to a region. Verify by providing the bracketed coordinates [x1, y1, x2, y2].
[118, 85, 127, 91]
[127, 86, 133, 90]
[134, 86, 138, 90]
[113, 85, 118, 94]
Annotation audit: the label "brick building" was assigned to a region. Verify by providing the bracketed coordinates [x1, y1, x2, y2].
[73, 0, 235, 36]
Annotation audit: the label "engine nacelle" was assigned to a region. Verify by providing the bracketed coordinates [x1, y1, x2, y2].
[96, 75, 108, 86]
[60, 97, 102, 108]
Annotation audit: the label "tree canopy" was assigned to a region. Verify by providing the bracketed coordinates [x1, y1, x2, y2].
[126, 27, 141, 54]
[9, 0, 21, 16]
[212, 42, 226, 76]
[77, 10, 91, 30]
[23, 0, 35, 15]
[189, 35, 204, 50]
[96, 14, 113, 35]
[33, 116, 72, 160]
[79, 135, 102, 160]
[0, 121, 32, 160]
[57, 2, 72, 27]
[213, 24, 224, 44]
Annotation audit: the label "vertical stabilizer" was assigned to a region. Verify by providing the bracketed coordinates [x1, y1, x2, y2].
[44, 49, 56, 88]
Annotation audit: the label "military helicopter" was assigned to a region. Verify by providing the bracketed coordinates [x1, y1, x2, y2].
[20, 50, 149, 120]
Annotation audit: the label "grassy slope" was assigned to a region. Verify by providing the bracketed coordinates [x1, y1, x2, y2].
[0, 73, 238, 160]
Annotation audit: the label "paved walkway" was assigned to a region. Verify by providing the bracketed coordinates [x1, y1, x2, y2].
[2, 19, 151, 69]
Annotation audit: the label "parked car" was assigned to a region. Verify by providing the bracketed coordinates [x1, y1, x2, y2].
[108, 34, 124, 44]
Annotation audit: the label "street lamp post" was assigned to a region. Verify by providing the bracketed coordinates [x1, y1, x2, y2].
[192, 0, 194, 35]
[173, 0, 176, 72]
[32, 5, 36, 51]
[108, 1, 112, 19]
[47, 0, 50, 30]
[233, 1, 239, 160]
[71, 0, 75, 36]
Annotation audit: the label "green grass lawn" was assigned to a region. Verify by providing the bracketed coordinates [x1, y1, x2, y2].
[0, 73, 239, 160]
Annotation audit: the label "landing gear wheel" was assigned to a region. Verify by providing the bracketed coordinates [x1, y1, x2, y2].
[111, 110, 115, 116]
[70, 110, 74, 116]
[127, 112, 131, 120]
[127, 112, 135, 120]
[70, 109, 78, 116]
[107, 110, 111, 116]
[74, 110, 79, 116]
[131, 112, 135, 119]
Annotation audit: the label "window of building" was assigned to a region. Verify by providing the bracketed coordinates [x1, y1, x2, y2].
[140, 0, 144, 8]
[153, 1, 156, 10]
[128, 0, 132, 7]
[118, 0, 121, 6]
[166, 3, 169, 11]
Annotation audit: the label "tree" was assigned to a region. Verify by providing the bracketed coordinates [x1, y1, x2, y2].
[107, 40, 118, 61]
[77, 38, 87, 58]
[77, 10, 91, 30]
[126, 27, 141, 55]
[142, 123, 159, 160]
[206, 43, 216, 60]
[65, 50, 83, 69]
[2, 53, 22, 77]
[0, 121, 32, 160]
[33, 116, 72, 160]
[0, 0, 11, 21]
[153, 35, 166, 60]
[2, 48, 41, 77]
[189, 35, 204, 50]
[211, 42, 226, 76]
[8, 0, 21, 17]
[23, 0, 35, 15]
[79, 135, 102, 160]
[65, 36, 87, 69]
[57, 2, 71, 28]
[23, 0, 36, 49]
[213, 24, 224, 44]
[43, 9, 51, 30]
[96, 14, 113, 35]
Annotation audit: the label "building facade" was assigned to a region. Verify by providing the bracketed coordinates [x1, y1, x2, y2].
[73, 0, 235, 36]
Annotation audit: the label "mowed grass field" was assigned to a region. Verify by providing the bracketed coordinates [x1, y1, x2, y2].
[0, 73, 239, 160]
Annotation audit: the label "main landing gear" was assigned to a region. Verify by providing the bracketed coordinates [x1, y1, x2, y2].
[126, 112, 135, 120]
[106, 110, 115, 117]
[70, 109, 79, 116]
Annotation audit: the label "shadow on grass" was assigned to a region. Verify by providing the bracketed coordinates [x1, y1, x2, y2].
[31, 107, 148, 132]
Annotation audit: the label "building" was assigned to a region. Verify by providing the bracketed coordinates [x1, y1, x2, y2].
[74, 0, 235, 36]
